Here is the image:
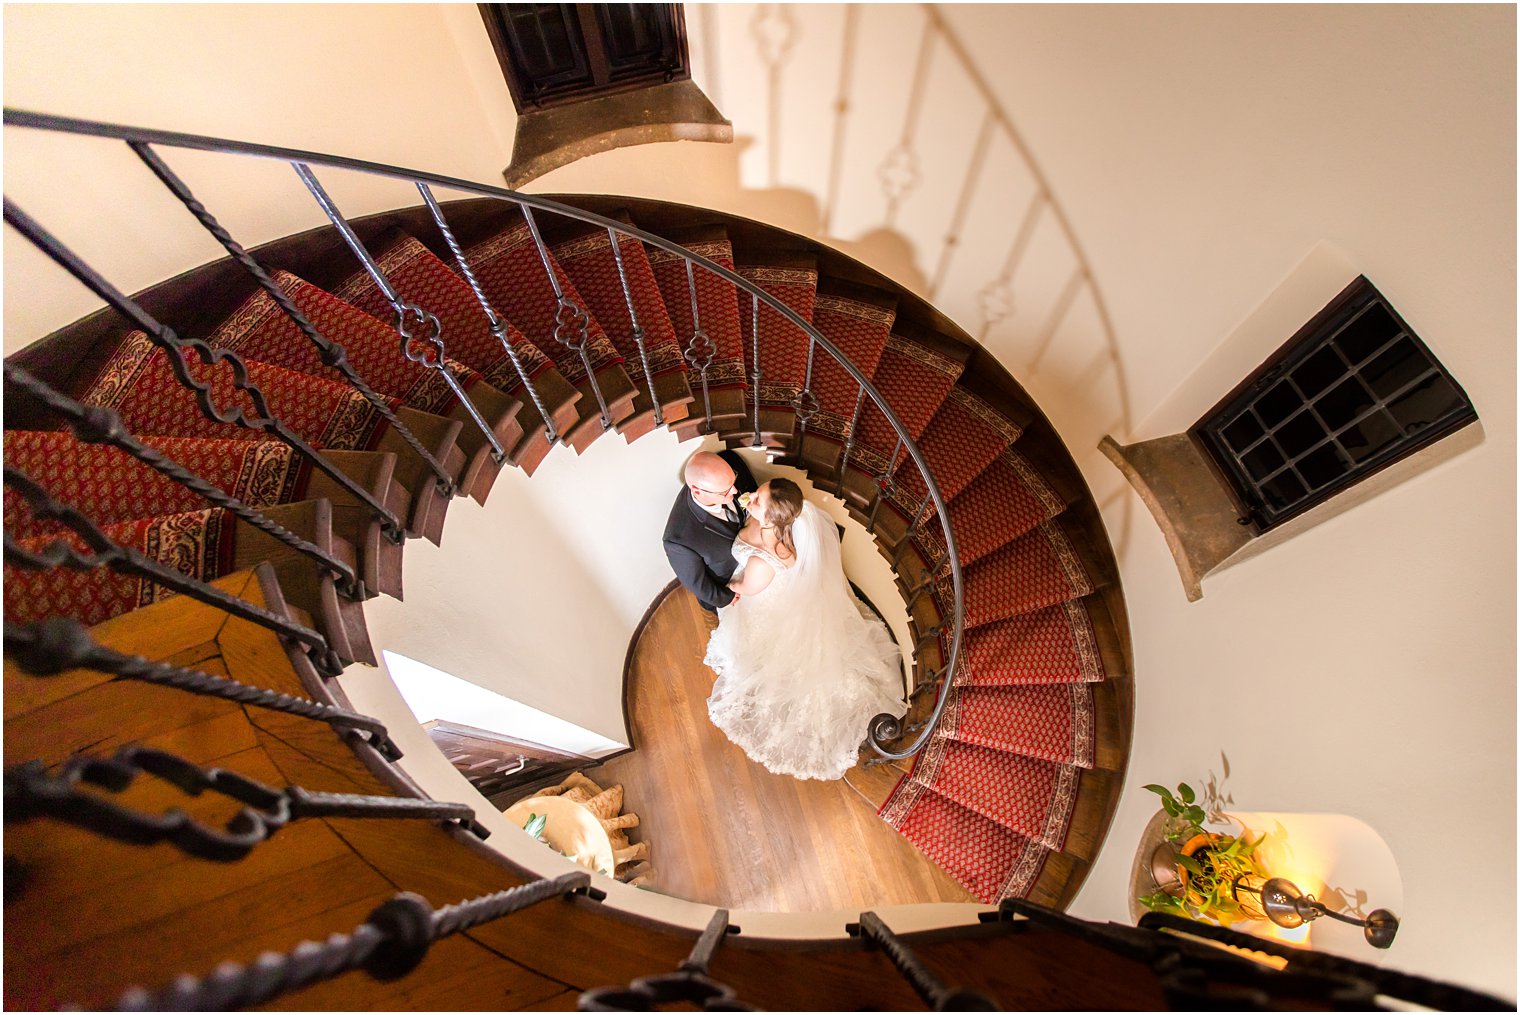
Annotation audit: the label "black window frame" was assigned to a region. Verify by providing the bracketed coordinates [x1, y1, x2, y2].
[479, 4, 691, 113]
[1191, 276, 1478, 533]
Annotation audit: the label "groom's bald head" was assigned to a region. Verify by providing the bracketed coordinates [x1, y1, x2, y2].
[686, 452, 738, 507]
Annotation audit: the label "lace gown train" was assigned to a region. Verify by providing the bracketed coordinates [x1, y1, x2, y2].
[703, 503, 906, 781]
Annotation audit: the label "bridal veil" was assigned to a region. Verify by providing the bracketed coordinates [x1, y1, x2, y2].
[705, 501, 908, 781]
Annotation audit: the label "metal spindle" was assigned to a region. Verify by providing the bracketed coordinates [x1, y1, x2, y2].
[5, 109, 971, 767]
[793, 336, 821, 461]
[1, 198, 408, 544]
[854, 911, 1000, 1011]
[5, 363, 361, 598]
[605, 225, 663, 426]
[580, 909, 756, 1011]
[836, 383, 868, 489]
[749, 291, 764, 447]
[3, 467, 341, 676]
[520, 204, 612, 430]
[893, 491, 935, 569]
[5, 745, 478, 863]
[868, 435, 908, 531]
[679, 909, 731, 974]
[129, 142, 454, 517]
[4, 618, 399, 758]
[683, 259, 716, 429]
[114, 873, 591, 1011]
[293, 163, 503, 467]
[417, 182, 560, 445]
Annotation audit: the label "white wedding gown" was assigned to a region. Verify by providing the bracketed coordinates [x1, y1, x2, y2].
[704, 501, 907, 781]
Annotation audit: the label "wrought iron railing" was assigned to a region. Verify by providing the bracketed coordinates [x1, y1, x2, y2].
[2, 107, 964, 761]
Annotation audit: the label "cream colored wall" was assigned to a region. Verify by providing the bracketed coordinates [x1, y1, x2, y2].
[4, 1, 1514, 997]
[538, 5, 1516, 995]
[2, 3, 517, 353]
[356, 430, 912, 747]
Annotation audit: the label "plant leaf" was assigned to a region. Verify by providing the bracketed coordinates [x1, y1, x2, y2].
[1176, 855, 1205, 879]
[1185, 805, 1206, 824]
[1179, 783, 1195, 804]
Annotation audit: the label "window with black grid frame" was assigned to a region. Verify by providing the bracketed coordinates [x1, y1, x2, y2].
[1193, 276, 1477, 532]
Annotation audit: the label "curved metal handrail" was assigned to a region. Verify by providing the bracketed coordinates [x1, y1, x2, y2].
[2, 107, 963, 760]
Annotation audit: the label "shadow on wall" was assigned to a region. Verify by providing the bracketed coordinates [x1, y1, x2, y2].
[539, 3, 1139, 557]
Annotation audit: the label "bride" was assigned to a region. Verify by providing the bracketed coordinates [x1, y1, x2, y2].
[703, 478, 908, 781]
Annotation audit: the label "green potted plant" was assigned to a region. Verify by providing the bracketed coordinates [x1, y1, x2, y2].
[1138, 782, 1270, 927]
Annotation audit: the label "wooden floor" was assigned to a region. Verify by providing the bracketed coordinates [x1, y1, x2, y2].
[593, 585, 973, 912]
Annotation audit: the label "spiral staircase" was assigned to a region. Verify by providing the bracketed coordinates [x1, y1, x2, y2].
[4, 114, 1498, 1011]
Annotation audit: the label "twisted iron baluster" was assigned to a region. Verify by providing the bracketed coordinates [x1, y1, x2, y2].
[3, 466, 341, 676]
[905, 549, 948, 609]
[4, 618, 398, 758]
[4, 363, 361, 598]
[293, 163, 502, 470]
[854, 912, 1000, 1011]
[2, 198, 408, 544]
[128, 142, 452, 522]
[893, 491, 936, 569]
[792, 336, 821, 462]
[605, 225, 662, 426]
[580, 909, 758, 1012]
[835, 383, 868, 491]
[749, 292, 764, 448]
[416, 182, 560, 445]
[3, 110, 968, 767]
[867, 435, 907, 531]
[683, 259, 716, 429]
[520, 204, 612, 431]
[5, 745, 477, 863]
[114, 873, 591, 1011]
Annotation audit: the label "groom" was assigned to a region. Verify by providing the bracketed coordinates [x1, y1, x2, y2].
[663, 449, 759, 616]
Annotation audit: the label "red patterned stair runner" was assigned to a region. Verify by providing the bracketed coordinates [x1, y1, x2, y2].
[550, 225, 690, 421]
[845, 331, 965, 478]
[916, 448, 1069, 568]
[3, 432, 307, 536]
[885, 785, 1050, 903]
[327, 231, 579, 472]
[77, 332, 396, 451]
[943, 519, 1098, 629]
[647, 232, 746, 428]
[4, 507, 236, 627]
[463, 220, 637, 443]
[954, 601, 1107, 686]
[887, 386, 1025, 524]
[734, 261, 818, 431]
[938, 683, 1097, 768]
[798, 290, 896, 454]
[210, 270, 490, 417]
[329, 231, 557, 390]
[893, 738, 1079, 850]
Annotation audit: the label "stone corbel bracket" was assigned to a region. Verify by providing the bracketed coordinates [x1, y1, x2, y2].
[504, 80, 733, 190]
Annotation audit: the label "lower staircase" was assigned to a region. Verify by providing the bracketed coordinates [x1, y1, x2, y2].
[5, 194, 1129, 920]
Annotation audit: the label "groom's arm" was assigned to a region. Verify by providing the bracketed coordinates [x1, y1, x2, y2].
[664, 537, 735, 608]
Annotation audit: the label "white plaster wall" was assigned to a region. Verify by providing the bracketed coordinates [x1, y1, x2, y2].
[4, 2, 1514, 997]
[356, 429, 913, 745]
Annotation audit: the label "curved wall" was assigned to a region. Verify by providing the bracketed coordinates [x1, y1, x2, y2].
[3, 3, 1514, 996]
